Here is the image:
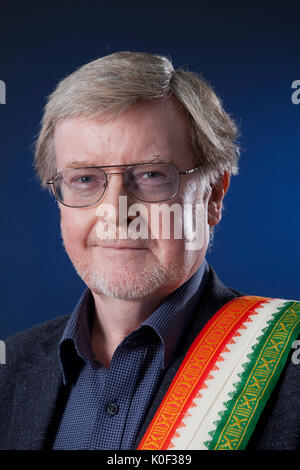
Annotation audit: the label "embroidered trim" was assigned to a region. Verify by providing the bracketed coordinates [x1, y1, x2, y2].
[138, 296, 268, 450]
[207, 301, 300, 450]
[138, 296, 300, 450]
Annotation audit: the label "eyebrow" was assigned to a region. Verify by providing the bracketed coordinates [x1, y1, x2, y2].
[64, 160, 97, 169]
[64, 155, 168, 169]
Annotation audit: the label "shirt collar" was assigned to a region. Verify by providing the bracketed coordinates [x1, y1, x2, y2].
[59, 289, 96, 384]
[59, 259, 209, 384]
[140, 258, 209, 367]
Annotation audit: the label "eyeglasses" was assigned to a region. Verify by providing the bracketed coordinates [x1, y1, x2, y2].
[47, 162, 202, 207]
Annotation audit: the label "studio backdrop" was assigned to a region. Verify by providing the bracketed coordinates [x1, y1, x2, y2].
[0, 0, 299, 338]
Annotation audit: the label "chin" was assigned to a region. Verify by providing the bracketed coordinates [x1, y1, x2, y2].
[74, 262, 187, 300]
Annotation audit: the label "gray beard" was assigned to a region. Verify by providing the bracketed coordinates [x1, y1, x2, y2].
[74, 262, 187, 300]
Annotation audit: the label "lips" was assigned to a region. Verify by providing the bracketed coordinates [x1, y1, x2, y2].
[92, 242, 147, 250]
[101, 246, 146, 249]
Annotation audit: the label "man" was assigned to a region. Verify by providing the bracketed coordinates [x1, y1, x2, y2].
[0, 52, 299, 450]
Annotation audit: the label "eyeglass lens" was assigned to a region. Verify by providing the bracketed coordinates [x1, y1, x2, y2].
[53, 164, 180, 207]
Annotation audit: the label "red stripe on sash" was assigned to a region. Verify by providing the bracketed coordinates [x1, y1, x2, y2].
[138, 296, 269, 450]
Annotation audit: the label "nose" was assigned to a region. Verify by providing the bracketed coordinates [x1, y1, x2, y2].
[101, 172, 127, 206]
[96, 173, 136, 228]
[99, 172, 133, 208]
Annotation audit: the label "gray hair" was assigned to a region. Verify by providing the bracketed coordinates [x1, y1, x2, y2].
[34, 51, 240, 188]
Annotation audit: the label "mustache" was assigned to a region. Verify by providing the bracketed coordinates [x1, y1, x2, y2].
[92, 215, 150, 244]
[88, 225, 149, 246]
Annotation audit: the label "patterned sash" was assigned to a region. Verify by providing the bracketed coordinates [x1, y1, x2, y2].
[138, 296, 300, 450]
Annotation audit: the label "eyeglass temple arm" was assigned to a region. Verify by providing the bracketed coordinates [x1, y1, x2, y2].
[179, 164, 202, 175]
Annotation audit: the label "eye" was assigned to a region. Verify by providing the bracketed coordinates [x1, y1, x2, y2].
[66, 173, 104, 191]
[136, 171, 168, 183]
[74, 175, 95, 184]
[141, 171, 161, 179]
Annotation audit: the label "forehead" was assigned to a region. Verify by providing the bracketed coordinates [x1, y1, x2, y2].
[54, 98, 196, 170]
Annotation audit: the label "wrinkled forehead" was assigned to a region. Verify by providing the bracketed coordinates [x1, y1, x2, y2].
[54, 98, 196, 171]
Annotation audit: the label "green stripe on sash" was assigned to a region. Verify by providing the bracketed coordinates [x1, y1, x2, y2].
[205, 301, 300, 450]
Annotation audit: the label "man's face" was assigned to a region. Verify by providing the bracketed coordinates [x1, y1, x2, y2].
[54, 98, 219, 300]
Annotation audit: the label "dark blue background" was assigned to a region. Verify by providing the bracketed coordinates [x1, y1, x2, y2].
[1, 1, 299, 338]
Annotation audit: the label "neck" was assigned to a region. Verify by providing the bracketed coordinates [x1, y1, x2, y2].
[90, 291, 168, 368]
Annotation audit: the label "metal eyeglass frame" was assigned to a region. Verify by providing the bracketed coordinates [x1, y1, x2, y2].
[47, 162, 203, 207]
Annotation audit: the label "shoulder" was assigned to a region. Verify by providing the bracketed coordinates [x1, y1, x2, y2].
[205, 267, 300, 448]
[206, 264, 244, 300]
[3, 315, 70, 373]
[0, 315, 70, 449]
[248, 344, 300, 449]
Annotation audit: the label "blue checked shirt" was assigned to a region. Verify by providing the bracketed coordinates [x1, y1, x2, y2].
[52, 259, 209, 450]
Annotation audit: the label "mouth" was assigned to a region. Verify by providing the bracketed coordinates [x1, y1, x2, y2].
[101, 246, 147, 250]
[91, 243, 147, 250]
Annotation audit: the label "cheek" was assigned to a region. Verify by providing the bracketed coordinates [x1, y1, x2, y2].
[152, 207, 207, 265]
[60, 209, 91, 260]
[183, 200, 209, 248]
[156, 238, 185, 261]
[170, 182, 210, 250]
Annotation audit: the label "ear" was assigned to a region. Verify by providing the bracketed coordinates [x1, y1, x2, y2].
[207, 172, 230, 227]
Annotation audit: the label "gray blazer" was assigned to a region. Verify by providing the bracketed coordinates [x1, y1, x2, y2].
[0, 266, 299, 450]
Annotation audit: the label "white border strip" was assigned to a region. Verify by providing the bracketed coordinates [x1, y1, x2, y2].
[169, 299, 288, 449]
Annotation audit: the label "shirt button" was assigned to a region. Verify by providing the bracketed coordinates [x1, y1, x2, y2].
[106, 403, 119, 416]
